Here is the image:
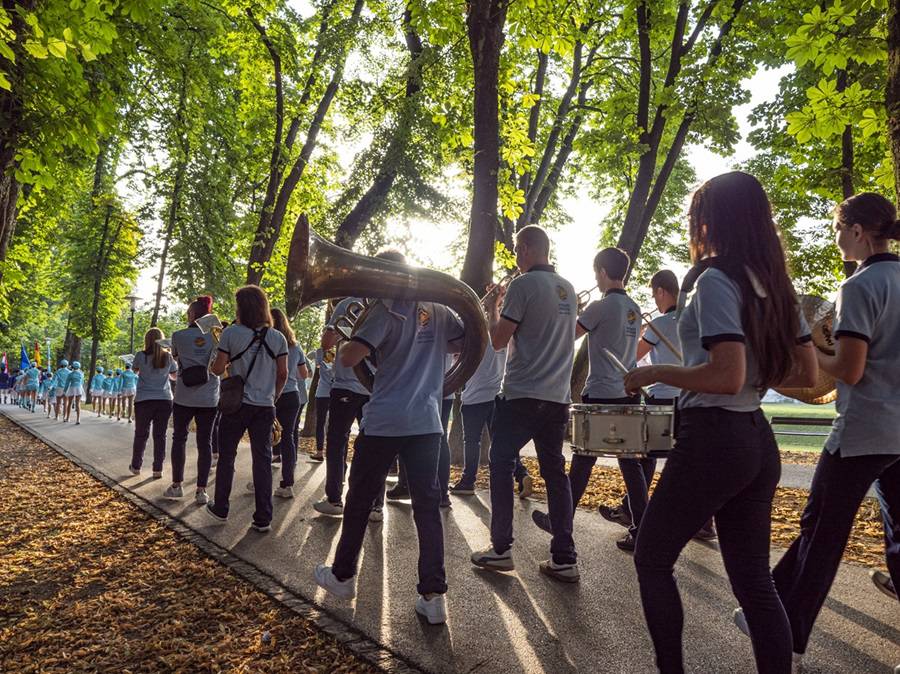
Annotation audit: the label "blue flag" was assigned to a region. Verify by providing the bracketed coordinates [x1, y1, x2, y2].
[19, 344, 30, 369]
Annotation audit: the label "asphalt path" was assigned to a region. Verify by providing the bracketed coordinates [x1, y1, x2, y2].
[4, 405, 897, 673]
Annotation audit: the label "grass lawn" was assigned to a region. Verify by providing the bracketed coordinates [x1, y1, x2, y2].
[762, 401, 835, 453]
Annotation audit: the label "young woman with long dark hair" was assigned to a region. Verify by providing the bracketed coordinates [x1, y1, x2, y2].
[753, 192, 900, 666]
[624, 171, 818, 673]
[205, 285, 288, 532]
[129, 328, 177, 478]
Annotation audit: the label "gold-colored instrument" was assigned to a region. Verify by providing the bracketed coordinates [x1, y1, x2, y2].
[196, 313, 224, 345]
[285, 215, 489, 396]
[577, 284, 599, 311]
[479, 271, 520, 305]
[775, 294, 837, 405]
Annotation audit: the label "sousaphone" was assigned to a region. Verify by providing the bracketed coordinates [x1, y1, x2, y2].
[285, 214, 488, 395]
[775, 294, 837, 404]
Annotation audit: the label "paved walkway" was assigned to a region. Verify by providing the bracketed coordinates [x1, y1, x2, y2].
[4, 406, 897, 673]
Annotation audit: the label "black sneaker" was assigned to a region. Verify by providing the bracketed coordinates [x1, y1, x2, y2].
[616, 532, 636, 552]
[531, 510, 552, 534]
[870, 569, 897, 599]
[450, 481, 475, 495]
[386, 484, 410, 501]
[598, 504, 632, 529]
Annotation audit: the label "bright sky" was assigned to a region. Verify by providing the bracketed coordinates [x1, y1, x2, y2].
[131, 49, 789, 317]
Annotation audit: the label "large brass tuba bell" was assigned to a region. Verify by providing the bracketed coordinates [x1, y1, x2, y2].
[775, 294, 837, 405]
[285, 214, 489, 396]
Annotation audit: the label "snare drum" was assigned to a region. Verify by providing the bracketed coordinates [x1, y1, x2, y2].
[570, 404, 675, 458]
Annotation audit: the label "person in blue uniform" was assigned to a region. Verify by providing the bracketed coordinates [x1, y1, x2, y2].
[90, 368, 105, 416]
[63, 361, 85, 424]
[53, 360, 71, 420]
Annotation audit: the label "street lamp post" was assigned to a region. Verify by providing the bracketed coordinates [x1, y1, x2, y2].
[125, 295, 140, 354]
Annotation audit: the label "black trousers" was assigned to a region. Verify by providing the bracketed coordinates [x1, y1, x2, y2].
[131, 399, 173, 473]
[634, 407, 791, 674]
[273, 391, 302, 488]
[773, 448, 900, 654]
[314, 396, 330, 452]
[170, 403, 217, 487]
[332, 431, 446, 595]
[325, 388, 368, 504]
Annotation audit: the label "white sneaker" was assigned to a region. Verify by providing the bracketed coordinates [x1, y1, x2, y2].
[195, 489, 209, 505]
[368, 507, 383, 522]
[539, 558, 580, 583]
[470, 546, 514, 571]
[314, 564, 355, 599]
[250, 522, 271, 533]
[203, 503, 228, 524]
[274, 486, 294, 499]
[128, 465, 140, 476]
[732, 607, 750, 637]
[415, 594, 447, 625]
[164, 484, 184, 499]
[313, 499, 344, 516]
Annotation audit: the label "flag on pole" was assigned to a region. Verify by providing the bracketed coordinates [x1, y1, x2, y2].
[34, 341, 41, 367]
[20, 344, 30, 370]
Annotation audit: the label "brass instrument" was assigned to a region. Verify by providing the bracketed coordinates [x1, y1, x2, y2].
[479, 271, 520, 305]
[196, 313, 224, 345]
[775, 294, 837, 405]
[285, 216, 489, 396]
[577, 284, 599, 311]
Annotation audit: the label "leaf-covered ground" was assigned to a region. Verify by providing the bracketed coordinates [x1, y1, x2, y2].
[0, 418, 377, 674]
[441, 455, 887, 569]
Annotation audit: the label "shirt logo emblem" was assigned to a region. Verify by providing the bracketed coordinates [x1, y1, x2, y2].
[417, 307, 431, 329]
[556, 285, 569, 300]
[627, 310, 637, 324]
[194, 337, 206, 347]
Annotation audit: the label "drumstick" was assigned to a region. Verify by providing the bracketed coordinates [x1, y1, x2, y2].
[603, 348, 650, 399]
[642, 319, 683, 362]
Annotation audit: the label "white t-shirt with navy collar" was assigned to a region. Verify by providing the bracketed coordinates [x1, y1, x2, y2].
[643, 307, 681, 400]
[826, 253, 900, 457]
[678, 267, 811, 412]
[578, 288, 641, 399]
[351, 299, 464, 436]
[499, 264, 577, 404]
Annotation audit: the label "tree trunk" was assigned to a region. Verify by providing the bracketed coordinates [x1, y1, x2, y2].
[86, 204, 113, 404]
[461, 0, 508, 294]
[246, 0, 365, 285]
[299, 369, 320, 437]
[888, 0, 900, 205]
[0, 173, 19, 285]
[63, 329, 82, 363]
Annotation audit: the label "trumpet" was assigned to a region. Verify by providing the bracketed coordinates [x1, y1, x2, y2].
[576, 284, 599, 312]
[479, 271, 520, 305]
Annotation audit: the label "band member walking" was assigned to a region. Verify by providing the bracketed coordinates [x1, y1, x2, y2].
[753, 192, 900, 665]
[623, 171, 817, 673]
[309, 345, 334, 462]
[206, 285, 288, 532]
[90, 367, 105, 416]
[533, 248, 645, 552]
[129, 329, 178, 479]
[471, 225, 580, 582]
[63, 361, 84, 424]
[314, 293, 464, 625]
[165, 296, 220, 504]
[271, 308, 309, 498]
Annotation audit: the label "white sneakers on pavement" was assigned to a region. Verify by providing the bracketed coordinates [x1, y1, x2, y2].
[313, 499, 344, 516]
[274, 486, 294, 499]
[314, 564, 355, 599]
[415, 594, 447, 625]
[470, 546, 514, 571]
[539, 559, 580, 583]
[163, 484, 184, 499]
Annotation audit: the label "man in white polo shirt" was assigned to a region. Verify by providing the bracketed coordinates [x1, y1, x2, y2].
[471, 225, 579, 582]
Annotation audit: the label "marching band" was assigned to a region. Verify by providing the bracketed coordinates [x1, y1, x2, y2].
[3, 171, 898, 673]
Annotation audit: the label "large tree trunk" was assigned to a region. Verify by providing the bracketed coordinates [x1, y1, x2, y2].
[63, 329, 82, 363]
[837, 70, 858, 278]
[246, 0, 364, 285]
[888, 0, 900, 205]
[461, 0, 508, 294]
